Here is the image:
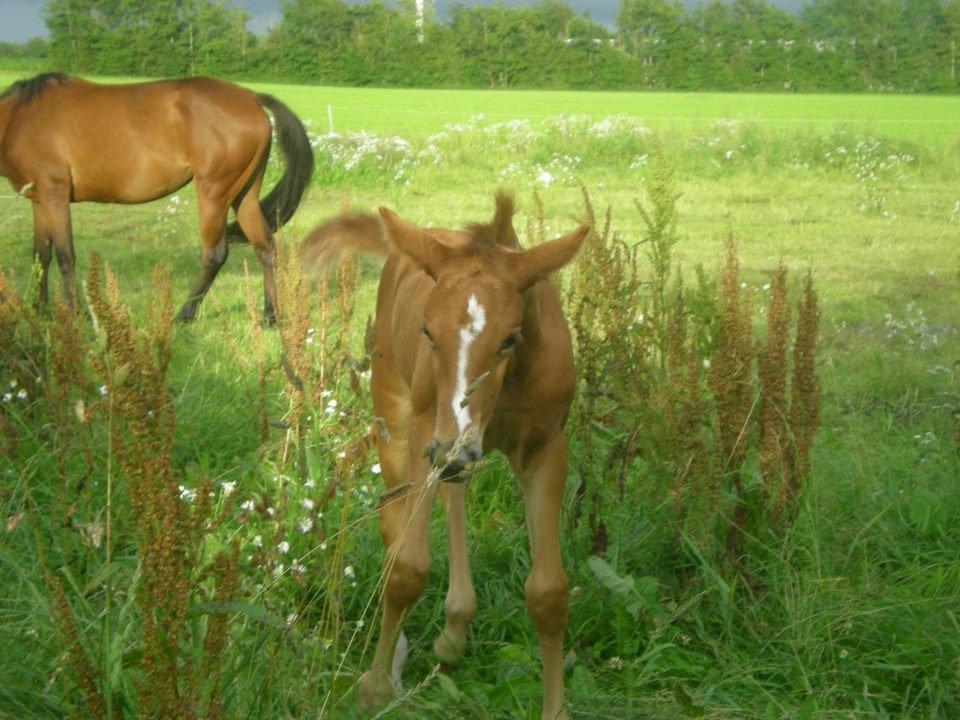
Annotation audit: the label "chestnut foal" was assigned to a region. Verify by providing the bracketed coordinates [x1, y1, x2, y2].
[305, 194, 587, 719]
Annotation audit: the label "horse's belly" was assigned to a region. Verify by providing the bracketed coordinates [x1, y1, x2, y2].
[69, 136, 193, 204]
[72, 157, 192, 204]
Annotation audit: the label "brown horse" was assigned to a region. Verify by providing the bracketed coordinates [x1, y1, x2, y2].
[0, 72, 314, 322]
[304, 194, 587, 720]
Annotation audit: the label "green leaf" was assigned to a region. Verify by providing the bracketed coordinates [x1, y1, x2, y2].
[672, 684, 706, 718]
[908, 489, 947, 537]
[797, 699, 816, 720]
[189, 601, 286, 628]
[436, 672, 462, 700]
[588, 556, 662, 620]
[587, 556, 635, 597]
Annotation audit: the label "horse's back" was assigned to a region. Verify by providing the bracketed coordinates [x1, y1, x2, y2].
[2, 75, 270, 203]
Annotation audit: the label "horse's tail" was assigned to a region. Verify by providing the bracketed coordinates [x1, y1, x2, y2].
[227, 94, 314, 243]
[299, 212, 388, 276]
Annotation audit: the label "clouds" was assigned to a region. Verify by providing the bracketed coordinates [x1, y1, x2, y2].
[1, 0, 47, 42]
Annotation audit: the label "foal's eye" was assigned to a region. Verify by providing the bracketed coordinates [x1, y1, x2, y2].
[421, 324, 435, 346]
[500, 333, 520, 353]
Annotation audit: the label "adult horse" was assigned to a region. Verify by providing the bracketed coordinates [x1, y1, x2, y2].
[0, 72, 314, 322]
[304, 194, 587, 719]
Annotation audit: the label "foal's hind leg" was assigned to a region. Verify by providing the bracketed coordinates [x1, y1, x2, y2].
[233, 184, 277, 324]
[178, 192, 229, 322]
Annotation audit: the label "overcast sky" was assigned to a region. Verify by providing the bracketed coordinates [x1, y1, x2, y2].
[0, 0, 807, 43]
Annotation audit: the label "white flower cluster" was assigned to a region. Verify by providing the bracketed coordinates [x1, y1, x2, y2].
[309, 130, 421, 183]
[882, 303, 943, 351]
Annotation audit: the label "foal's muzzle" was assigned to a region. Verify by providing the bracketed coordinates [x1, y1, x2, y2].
[425, 439, 482, 483]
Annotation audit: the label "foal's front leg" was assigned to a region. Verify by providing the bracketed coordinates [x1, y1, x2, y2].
[433, 481, 477, 664]
[358, 411, 438, 708]
[512, 434, 571, 720]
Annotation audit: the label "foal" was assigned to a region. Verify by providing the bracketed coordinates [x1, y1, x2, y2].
[305, 194, 587, 719]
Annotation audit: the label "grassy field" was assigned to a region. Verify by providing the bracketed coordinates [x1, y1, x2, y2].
[1, 70, 959, 719]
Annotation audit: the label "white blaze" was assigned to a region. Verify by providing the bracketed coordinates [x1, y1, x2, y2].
[452, 294, 486, 433]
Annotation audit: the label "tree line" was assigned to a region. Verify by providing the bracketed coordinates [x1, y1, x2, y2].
[2, 0, 959, 93]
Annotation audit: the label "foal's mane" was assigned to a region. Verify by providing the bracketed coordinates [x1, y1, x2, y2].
[462, 191, 520, 252]
[0, 72, 70, 107]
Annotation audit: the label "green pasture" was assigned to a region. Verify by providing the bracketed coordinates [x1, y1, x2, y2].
[3, 69, 960, 139]
[1, 73, 958, 719]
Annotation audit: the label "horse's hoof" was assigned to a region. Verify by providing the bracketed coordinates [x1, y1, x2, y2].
[432, 631, 466, 666]
[176, 308, 196, 323]
[357, 669, 395, 710]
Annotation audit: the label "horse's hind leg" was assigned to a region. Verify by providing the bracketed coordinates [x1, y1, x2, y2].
[32, 185, 77, 308]
[233, 181, 277, 324]
[30, 203, 53, 307]
[178, 192, 229, 323]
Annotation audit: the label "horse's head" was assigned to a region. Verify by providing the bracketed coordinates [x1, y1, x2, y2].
[379, 194, 588, 480]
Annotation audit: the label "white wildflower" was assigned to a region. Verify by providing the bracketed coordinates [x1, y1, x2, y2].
[278, 540, 290, 554]
[536, 170, 554, 186]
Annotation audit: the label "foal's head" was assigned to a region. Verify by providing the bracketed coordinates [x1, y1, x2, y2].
[379, 195, 588, 479]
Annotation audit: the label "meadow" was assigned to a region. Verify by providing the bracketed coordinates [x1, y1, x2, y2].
[1, 70, 959, 719]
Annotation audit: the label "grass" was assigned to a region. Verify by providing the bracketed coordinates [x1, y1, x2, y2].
[3, 69, 960, 140]
[0, 71, 958, 719]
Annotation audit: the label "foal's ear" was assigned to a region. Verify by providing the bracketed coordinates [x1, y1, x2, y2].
[491, 191, 519, 248]
[514, 224, 590, 291]
[379, 207, 451, 279]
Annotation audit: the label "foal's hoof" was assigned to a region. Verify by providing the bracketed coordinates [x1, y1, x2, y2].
[432, 631, 466, 666]
[357, 669, 395, 710]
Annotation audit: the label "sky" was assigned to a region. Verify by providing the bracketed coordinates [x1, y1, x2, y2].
[0, 0, 807, 43]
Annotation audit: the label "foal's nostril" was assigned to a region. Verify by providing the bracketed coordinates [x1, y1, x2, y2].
[465, 444, 482, 463]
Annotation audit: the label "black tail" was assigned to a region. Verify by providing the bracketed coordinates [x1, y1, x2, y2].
[227, 94, 314, 243]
